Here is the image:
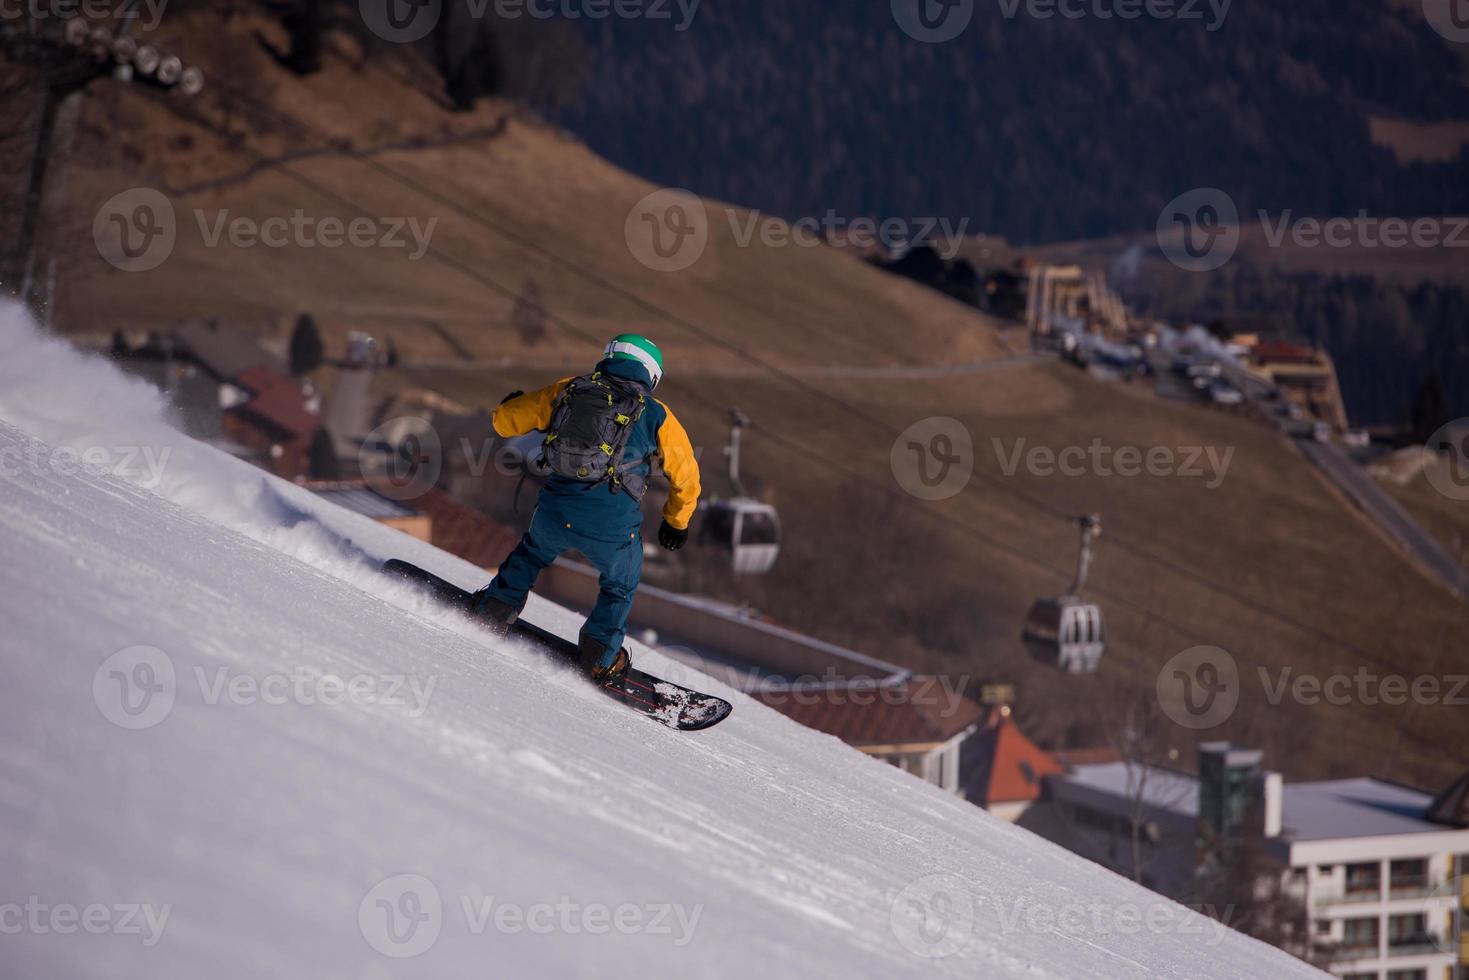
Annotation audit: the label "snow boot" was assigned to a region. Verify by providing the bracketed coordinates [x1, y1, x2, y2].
[577, 633, 630, 683]
[472, 589, 519, 637]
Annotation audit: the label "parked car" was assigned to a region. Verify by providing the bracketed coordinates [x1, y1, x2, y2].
[1186, 362, 1223, 380]
[1276, 402, 1307, 420]
[1209, 383, 1245, 406]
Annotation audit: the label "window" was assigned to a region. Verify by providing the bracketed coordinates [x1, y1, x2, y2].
[1345, 862, 1381, 896]
[1313, 919, 1332, 937]
[1386, 913, 1428, 949]
[1386, 970, 1426, 980]
[738, 510, 779, 546]
[1316, 864, 1335, 876]
[1072, 804, 1127, 835]
[1388, 858, 1428, 894]
[1341, 916, 1378, 951]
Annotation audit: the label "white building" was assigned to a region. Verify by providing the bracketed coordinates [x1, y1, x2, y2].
[1028, 743, 1469, 979]
[1283, 777, 1467, 980]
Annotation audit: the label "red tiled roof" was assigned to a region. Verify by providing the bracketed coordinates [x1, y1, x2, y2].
[415, 488, 521, 569]
[964, 707, 1064, 806]
[234, 366, 319, 440]
[1251, 340, 1317, 365]
[752, 677, 984, 748]
[301, 480, 521, 570]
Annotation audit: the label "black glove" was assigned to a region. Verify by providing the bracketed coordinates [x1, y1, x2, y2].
[499, 389, 525, 405]
[657, 520, 688, 551]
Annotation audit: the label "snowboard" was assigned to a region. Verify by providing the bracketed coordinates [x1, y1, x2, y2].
[382, 559, 732, 732]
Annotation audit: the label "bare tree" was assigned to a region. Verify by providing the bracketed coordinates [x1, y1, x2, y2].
[1195, 834, 1311, 959]
[0, 18, 106, 311]
[511, 278, 548, 347]
[433, 0, 584, 112]
[1096, 686, 1196, 885]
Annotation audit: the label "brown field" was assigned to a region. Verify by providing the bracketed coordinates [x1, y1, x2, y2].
[1381, 467, 1469, 567]
[1370, 115, 1469, 165]
[51, 14, 1004, 374]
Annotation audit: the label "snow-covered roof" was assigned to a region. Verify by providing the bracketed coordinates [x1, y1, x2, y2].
[1280, 778, 1447, 841]
[751, 677, 984, 748]
[1061, 762, 1461, 842]
[1060, 761, 1201, 817]
[307, 482, 420, 519]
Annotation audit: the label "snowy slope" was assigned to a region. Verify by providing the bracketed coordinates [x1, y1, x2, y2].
[0, 303, 1322, 979]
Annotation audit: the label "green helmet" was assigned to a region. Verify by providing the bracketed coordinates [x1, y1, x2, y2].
[603, 333, 664, 389]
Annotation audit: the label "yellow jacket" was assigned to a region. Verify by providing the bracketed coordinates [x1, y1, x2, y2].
[493, 374, 702, 530]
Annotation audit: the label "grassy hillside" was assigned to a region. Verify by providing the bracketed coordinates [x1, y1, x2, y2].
[51, 12, 1004, 371]
[1380, 464, 1469, 567]
[41, 8, 1469, 790]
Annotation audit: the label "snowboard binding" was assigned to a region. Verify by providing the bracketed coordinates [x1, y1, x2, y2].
[578, 634, 631, 684]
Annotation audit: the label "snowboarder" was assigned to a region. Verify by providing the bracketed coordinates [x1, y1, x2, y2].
[473, 334, 701, 680]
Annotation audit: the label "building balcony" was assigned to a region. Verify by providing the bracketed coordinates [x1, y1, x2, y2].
[1314, 879, 1456, 907]
[1312, 943, 1379, 964]
[1386, 939, 1446, 958]
[1313, 889, 1383, 907]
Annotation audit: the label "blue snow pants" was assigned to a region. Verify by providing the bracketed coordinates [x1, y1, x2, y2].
[480, 503, 643, 665]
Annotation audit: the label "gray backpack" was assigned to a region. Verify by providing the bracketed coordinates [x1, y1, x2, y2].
[539, 372, 649, 499]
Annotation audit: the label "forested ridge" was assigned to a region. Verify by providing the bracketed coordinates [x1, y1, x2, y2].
[554, 2, 1469, 243]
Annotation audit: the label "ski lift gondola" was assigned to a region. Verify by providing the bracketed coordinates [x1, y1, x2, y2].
[1022, 514, 1105, 673]
[701, 408, 781, 574]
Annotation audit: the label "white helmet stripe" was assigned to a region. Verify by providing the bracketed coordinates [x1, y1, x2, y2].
[604, 340, 663, 385]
